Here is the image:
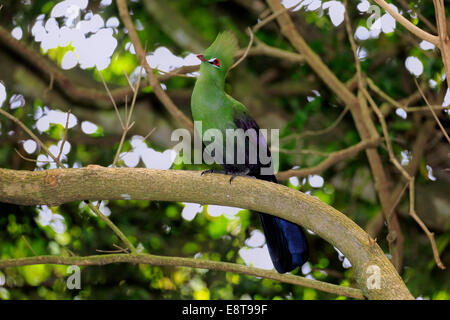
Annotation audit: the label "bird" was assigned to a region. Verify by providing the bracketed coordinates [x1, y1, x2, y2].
[190, 31, 309, 273]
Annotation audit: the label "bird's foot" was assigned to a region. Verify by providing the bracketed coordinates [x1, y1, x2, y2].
[201, 168, 254, 184]
[201, 169, 227, 176]
[229, 169, 253, 184]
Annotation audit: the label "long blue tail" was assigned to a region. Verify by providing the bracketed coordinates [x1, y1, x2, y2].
[257, 174, 309, 273]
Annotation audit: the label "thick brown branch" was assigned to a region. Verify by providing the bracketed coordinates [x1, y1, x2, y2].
[0, 167, 413, 299]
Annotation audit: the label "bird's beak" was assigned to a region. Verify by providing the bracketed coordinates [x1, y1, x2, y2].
[196, 54, 207, 63]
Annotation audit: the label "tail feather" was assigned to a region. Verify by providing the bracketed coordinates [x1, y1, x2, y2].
[257, 174, 309, 273]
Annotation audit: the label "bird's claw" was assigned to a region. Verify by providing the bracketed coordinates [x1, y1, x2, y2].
[201, 169, 253, 184]
[229, 170, 252, 184]
[201, 169, 226, 176]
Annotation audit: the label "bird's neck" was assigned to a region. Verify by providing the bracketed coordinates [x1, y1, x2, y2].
[195, 65, 227, 98]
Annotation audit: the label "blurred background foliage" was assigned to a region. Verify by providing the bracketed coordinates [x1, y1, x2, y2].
[0, 0, 449, 300]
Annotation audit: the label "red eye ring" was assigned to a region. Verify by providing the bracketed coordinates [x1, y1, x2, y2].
[208, 58, 221, 68]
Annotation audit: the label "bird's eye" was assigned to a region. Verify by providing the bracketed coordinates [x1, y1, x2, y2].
[208, 58, 221, 68]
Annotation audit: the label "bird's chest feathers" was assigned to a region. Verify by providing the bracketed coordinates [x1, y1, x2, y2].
[191, 89, 234, 132]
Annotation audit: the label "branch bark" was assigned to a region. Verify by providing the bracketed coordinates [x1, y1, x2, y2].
[0, 167, 413, 299]
[0, 253, 364, 299]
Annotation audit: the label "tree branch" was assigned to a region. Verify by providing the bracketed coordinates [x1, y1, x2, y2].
[276, 138, 380, 180]
[432, 0, 450, 90]
[0, 253, 364, 299]
[116, 0, 194, 132]
[363, 88, 445, 269]
[0, 167, 413, 299]
[266, 0, 405, 272]
[265, 0, 359, 109]
[366, 120, 435, 237]
[0, 25, 196, 108]
[0, 26, 129, 107]
[371, 0, 439, 46]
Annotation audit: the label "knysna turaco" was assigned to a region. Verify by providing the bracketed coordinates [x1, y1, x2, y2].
[191, 31, 309, 273]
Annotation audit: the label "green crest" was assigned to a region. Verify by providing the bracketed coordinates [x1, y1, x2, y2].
[203, 31, 238, 70]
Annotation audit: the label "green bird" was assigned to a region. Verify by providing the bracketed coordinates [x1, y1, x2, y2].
[191, 31, 309, 273]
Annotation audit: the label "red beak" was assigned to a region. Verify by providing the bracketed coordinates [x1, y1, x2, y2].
[196, 54, 207, 62]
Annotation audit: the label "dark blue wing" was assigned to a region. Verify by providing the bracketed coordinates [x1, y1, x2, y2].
[231, 112, 309, 273]
[230, 112, 272, 177]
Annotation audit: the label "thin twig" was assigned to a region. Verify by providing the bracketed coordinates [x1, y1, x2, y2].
[43, 73, 54, 99]
[88, 203, 137, 254]
[126, 65, 143, 126]
[251, 37, 304, 63]
[112, 65, 144, 167]
[0, 108, 61, 165]
[115, 127, 156, 164]
[275, 147, 329, 157]
[97, 68, 125, 130]
[253, 1, 303, 33]
[409, 178, 445, 269]
[116, 0, 194, 132]
[15, 148, 52, 163]
[363, 89, 410, 180]
[280, 106, 349, 144]
[96, 248, 129, 253]
[367, 78, 449, 114]
[123, 71, 136, 94]
[363, 88, 445, 270]
[0, 108, 137, 255]
[0, 253, 365, 299]
[386, 181, 409, 226]
[230, 27, 254, 70]
[344, 0, 363, 88]
[432, 0, 450, 90]
[276, 138, 380, 180]
[371, 0, 439, 45]
[113, 243, 128, 252]
[414, 78, 450, 143]
[56, 109, 71, 163]
[367, 78, 408, 111]
[65, 248, 76, 256]
[407, 105, 450, 112]
[0, 167, 415, 299]
[22, 235, 37, 256]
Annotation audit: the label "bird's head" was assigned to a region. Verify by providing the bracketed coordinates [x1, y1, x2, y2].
[196, 31, 238, 76]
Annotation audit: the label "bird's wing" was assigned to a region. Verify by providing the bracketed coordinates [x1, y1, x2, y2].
[231, 104, 273, 177]
[233, 113, 267, 149]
